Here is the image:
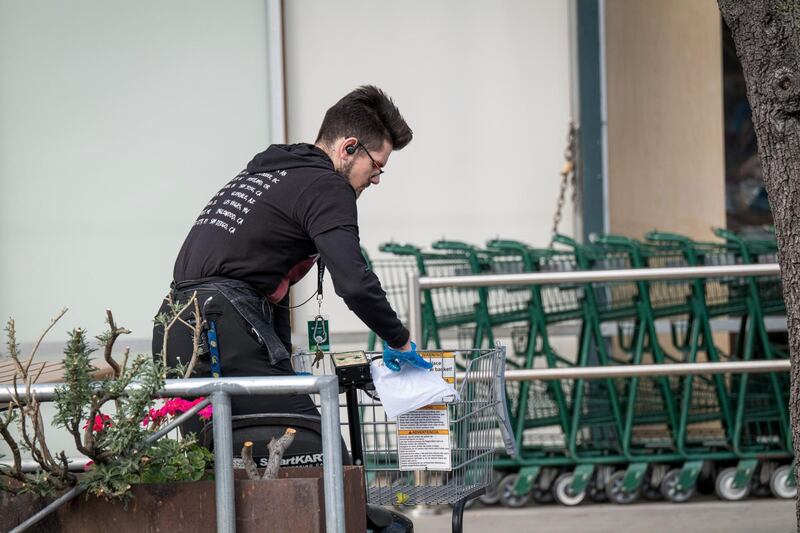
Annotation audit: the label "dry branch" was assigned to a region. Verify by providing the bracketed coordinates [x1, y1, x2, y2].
[160, 291, 199, 368]
[263, 428, 296, 480]
[24, 307, 68, 375]
[103, 309, 131, 378]
[241, 441, 260, 480]
[183, 295, 205, 378]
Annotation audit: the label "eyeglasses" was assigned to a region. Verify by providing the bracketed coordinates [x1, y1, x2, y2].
[357, 142, 385, 177]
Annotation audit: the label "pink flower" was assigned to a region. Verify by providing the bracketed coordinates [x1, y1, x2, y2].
[141, 397, 212, 426]
[198, 404, 213, 421]
[82, 413, 112, 433]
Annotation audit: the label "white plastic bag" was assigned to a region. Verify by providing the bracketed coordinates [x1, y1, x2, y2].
[370, 359, 460, 419]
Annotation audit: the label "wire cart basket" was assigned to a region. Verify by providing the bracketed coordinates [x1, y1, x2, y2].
[320, 346, 515, 532]
[364, 347, 513, 503]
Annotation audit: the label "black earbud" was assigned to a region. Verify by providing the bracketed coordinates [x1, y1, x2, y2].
[345, 144, 357, 155]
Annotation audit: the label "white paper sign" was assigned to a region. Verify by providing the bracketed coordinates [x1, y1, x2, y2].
[421, 351, 456, 400]
[396, 404, 452, 471]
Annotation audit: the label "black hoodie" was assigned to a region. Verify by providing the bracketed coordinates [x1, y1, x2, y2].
[173, 143, 409, 348]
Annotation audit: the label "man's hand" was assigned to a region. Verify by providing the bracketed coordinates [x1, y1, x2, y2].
[383, 341, 433, 372]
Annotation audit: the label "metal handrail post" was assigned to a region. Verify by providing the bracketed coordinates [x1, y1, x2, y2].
[211, 391, 235, 533]
[2, 376, 347, 533]
[478, 359, 791, 383]
[407, 271, 422, 342]
[417, 263, 780, 290]
[318, 375, 345, 532]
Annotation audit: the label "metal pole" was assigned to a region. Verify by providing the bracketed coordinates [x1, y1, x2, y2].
[211, 391, 236, 533]
[0, 375, 339, 402]
[483, 359, 791, 383]
[407, 271, 422, 342]
[318, 376, 345, 533]
[265, 0, 286, 144]
[418, 263, 780, 290]
[2, 377, 347, 532]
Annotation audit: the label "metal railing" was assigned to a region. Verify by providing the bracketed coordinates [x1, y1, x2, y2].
[405, 262, 783, 369]
[455, 359, 790, 383]
[0, 375, 345, 533]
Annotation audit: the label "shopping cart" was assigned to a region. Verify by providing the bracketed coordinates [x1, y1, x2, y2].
[324, 346, 516, 533]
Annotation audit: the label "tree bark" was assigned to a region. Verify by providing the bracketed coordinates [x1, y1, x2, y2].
[718, 0, 800, 527]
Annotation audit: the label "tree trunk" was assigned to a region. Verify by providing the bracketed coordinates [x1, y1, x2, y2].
[718, 0, 800, 527]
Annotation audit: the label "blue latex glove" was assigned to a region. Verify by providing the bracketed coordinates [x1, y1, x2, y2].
[382, 341, 433, 372]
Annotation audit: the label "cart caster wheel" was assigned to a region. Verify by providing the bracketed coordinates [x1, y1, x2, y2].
[606, 470, 639, 504]
[498, 474, 532, 508]
[716, 467, 751, 501]
[588, 480, 609, 503]
[553, 473, 586, 506]
[532, 486, 556, 504]
[661, 469, 694, 503]
[770, 465, 797, 499]
[478, 471, 504, 505]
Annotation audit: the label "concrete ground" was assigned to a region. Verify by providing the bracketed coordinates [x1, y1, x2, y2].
[410, 498, 795, 533]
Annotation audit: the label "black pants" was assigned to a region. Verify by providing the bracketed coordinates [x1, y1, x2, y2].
[152, 286, 320, 437]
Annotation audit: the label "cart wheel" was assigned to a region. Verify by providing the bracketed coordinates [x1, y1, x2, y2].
[478, 471, 504, 505]
[498, 474, 532, 508]
[553, 472, 586, 506]
[660, 469, 694, 503]
[606, 470, 639, 504]
[715, 467, 751, 501]
[770, 465, 797, 499]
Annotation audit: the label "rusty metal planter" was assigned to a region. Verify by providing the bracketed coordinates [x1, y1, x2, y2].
[3, 467, 365, 533]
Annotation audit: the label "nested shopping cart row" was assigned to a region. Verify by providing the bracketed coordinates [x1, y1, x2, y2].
[362, 228, 792, 506]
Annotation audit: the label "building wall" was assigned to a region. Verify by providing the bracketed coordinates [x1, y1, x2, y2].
[0, 0, 574, 349]
[604, 0, 725, 239]
[283, 0, 574, 340]
[0, 0, 272, 344]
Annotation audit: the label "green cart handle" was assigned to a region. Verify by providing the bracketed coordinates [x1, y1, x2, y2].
[486, 239, 530, 254]
[712, 227, 743, 244]
[645, 231, 693, 244]
[712, 227, 750, 259]
[486, 239, 538, 270]
[432, 240, 489, 273]
[378, 242, 421, 256]
[552, 233, 579, 248]
[431, 240, 476, 252]
[713, 227, 776, 263]
[591, 233, 639, 248]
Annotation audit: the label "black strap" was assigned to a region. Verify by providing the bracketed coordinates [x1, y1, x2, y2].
[317, 258, 326, 299]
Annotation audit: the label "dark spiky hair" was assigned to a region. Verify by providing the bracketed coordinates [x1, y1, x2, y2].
[315, 85, 412, 151]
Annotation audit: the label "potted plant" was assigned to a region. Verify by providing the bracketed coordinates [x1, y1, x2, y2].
[1, 303, 365, 532]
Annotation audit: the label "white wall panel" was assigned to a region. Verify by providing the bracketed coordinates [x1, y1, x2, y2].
[284, 0, 573, 340]
[0, 0, 271, 344]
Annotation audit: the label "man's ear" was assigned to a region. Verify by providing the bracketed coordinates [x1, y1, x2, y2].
[340, 137, 359, 158]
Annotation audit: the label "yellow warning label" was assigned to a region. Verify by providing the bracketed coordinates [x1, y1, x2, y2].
[398, 429, 450, 435]
[420, 351, 455, 358]
[396, 402, 452, 471]
[418, 404, 447, 410]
